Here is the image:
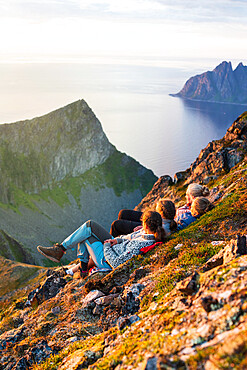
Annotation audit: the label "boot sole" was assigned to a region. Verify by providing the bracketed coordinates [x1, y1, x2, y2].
[37, 246, 61, 263]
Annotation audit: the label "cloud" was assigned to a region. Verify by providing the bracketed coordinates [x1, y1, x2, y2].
[0, 0, 246, 63]
[0, 0, 246, 24]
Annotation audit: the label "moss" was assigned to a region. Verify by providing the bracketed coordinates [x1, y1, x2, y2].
[82, 150, 157, 198]
[185, 347, 215, 369]
[32, 333, 105, 370]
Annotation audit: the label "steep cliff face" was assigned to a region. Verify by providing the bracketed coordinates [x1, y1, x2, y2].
[171, 61, 247, 104]
[0, 100, 115, 202]
[0, 100, 157, 264]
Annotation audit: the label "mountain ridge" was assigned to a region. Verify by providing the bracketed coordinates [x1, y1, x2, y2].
[170, 61, 247, 104]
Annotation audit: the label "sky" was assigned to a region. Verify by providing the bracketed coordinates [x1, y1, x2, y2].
[0, 0, 246, 65]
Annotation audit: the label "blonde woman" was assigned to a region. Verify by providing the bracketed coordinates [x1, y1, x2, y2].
[176, 197, 214, 231]
[175, 183, 210, 219]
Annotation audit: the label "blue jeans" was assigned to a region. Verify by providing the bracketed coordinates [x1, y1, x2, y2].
[62, 220, 112, 269]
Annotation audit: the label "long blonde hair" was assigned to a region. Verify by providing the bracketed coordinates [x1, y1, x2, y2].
[191, 197, 214, 217]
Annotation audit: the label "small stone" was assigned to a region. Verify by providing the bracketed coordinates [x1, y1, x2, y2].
[204, 359, 219, 370]
[128, 283, 145, 296]
[103, 346, 112, 356]
[211, 240, 225, 246]
[82, 290, 105, 308]
[174, 244, 183, 250]
[104, 333, 117, 346]
[94, 293, 119, 306]
[141, 356, 157, 370]
[66, 336, 79, 344]
[176, 272, 199, 295]
[51, 306, 60, 315]
[200, 296, 222, 313]
[201, 250, 224, 272]
[117, 317, 130, 331]
[84, 350, 96, 360]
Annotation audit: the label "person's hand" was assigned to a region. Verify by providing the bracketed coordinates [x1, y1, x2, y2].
[104, 239, 118, 246]
[133, 225, 142, 232]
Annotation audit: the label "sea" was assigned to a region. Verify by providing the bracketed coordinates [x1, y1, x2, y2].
[0, 60, 246, 178]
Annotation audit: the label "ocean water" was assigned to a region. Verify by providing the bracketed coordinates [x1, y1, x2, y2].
[0, 62, 246, 178]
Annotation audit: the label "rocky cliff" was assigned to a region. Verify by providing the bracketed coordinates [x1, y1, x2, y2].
[0, 100, 157, 265]
[170, 61, 247, 104]
[0, 99, 115, 202]
[0, 113, 246, 370]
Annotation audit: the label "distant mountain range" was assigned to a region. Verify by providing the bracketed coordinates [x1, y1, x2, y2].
[0, 100, 157, 265]
[170, 61, 247, 104]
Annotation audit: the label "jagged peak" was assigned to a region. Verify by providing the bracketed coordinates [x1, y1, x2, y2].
[234, 61, 247, 72]
[213, 60, 233, 74]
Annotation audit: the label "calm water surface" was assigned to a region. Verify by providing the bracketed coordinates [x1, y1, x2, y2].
[0, 63, 246, 177]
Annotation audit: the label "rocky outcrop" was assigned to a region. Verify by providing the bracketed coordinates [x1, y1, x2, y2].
[135, 175, 175, 211]
[185, 111, 247, 184]
[170, 61, 247, 104]
[1, 234, 247, 370]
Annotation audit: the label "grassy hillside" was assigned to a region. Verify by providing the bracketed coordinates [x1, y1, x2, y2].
[0, 256, 44, 296]
[0, 150, 156, 213]
[0, 158, 246, 369]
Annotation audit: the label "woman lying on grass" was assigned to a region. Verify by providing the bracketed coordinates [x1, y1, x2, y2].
[176, 197, 214, 231]
[37, 210, 166, 277]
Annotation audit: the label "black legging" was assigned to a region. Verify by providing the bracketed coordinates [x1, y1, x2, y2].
[110, 209, 143, 237]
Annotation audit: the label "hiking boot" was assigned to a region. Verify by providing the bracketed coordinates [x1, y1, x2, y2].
[37, 243, 66, 263]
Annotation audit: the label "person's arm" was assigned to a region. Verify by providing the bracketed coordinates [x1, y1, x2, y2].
[104, 239, 149, 269]
[104, 238, 124, 245]
[177, 215, 198, 231]
[104, 239, 118, 246]
[176, 219, 187, 231]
